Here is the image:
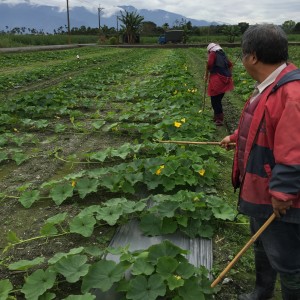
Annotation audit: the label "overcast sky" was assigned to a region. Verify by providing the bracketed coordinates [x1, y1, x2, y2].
[2, 0, 300, 25]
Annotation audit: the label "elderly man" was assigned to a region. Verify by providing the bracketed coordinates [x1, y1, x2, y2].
[221, 24, 300, 299]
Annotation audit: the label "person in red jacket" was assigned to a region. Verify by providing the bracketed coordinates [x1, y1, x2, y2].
[221, 24, 300, 300]
[205, 43, 234, 125]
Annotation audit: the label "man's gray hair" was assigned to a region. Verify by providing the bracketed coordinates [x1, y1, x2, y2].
[242, 24, 288, 64]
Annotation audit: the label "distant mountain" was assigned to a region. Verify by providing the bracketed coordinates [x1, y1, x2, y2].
[0, 3, 220, 34]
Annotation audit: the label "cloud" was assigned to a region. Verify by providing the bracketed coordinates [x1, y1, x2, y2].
[2, 0, 300, 24]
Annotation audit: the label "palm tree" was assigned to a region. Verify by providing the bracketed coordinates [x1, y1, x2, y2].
[118, 10, 144, 44]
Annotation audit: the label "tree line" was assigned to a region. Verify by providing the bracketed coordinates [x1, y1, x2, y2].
[1, 9, 300, 44]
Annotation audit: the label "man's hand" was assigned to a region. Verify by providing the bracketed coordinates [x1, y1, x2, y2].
[220, 135, 234, 150]
[271, 197, 293, 218]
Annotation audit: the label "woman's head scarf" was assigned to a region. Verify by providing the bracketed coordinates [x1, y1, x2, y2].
[207, 43, 222, 52]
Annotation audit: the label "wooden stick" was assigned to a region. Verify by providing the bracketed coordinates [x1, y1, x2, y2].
[157, 140, 235, 146]
[202, 80, 207, 112]
[211, 212, 276, 288]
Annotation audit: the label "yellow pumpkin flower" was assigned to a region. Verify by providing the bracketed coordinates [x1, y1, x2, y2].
[181, 118, 186, 123]
[198, 169, 206, 176]
[71, 180, 76, 187]
[174, 121, 182, 128]
[155, 165, 165, 175]
[174, 275, 182, 280]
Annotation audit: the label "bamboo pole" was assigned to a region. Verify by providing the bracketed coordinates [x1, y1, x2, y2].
[202, 81, 207, 111]
[211, 212, 276, 288]
[157, 140, 236, 146]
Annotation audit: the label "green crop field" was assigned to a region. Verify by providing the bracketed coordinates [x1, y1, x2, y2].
[0, 45, 299, 299]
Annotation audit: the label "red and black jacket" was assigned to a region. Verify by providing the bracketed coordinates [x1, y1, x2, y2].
[230, 64, 300, 223]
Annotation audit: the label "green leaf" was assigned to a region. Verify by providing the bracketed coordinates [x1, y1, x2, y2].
[148, 241, 186, 263]
[12, 152, 28, 165]
[84, 246, 103, 257]
[89, 149, 110, 162]
[176, 262, 195, 279]
[131, 258, 155, 276]
[156, 202, 179, 218]
[6, 231, 20, 243]
[0, 136, 8, 146]
[50, 184, 74, 205]
[21, 118, 34, 126]
[21, 268, 56, 300]
[81, 260, 126, 293]
[19, 190, 40, 208]
[0, 151, 8, 162]
[162, 177, 177, 191]
[63, 294, 96, 300]
[134, 200, 147, 211]
[124, 173, 143, 185]
[162, 163, 176, 177]
[54, 255, 89, 283]
[211, 204, 236, 221]
[101, 175, 121, 191]
[111, 144, 131, 159]
[69, 215, 96, 237]
[198, 224, 214, 238]
[34, 119, 49, 129]
[40, 223, 58, 236]
[86, 168, 108, 178]
[139, 214, 162, 236]
[176, 215, 188, 227]
[76, 178, 98, 199]
[167, 275, 185, 290]
[156, 256, 178, 278]
[0, 279, 13, 300]
[48, 247, 85, 265]
[120, 180, 135, 194]
[64, 170, 86, 180]
[103, 122, 119, 132]
[46, 212, 68, 225]
[178, 277, 206, 300]
[161, 217, 178, 234]
[127, 274, 166, 300]
[8, 257, 45, 271]
[96, 206, 123, 226]
[54, 124, 66, 133]
[91, 120, 106, 129]
[39, 292, 56, 300]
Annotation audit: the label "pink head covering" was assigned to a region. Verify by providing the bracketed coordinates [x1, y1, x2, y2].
[207, 43, 222, 52]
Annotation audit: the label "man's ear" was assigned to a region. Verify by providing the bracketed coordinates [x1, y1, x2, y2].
[250, 52, 258, 65]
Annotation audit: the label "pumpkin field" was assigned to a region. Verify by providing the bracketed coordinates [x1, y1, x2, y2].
[0, 45, 299, 299]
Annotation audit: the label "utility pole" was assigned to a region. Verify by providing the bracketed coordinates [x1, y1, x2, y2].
[98, 5, 104, 35]
[116, 14, 119, 33]
[66, 0, 71, 43]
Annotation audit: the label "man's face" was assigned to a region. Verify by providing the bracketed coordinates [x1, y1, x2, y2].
[242, 52, 257, 81]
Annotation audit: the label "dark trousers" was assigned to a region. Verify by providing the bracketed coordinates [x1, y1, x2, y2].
[210, 93, 224, 114]
[251, 217, 300, 297]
